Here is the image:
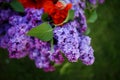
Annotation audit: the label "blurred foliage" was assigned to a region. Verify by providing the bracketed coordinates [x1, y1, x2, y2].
[0, 0, 120, 80]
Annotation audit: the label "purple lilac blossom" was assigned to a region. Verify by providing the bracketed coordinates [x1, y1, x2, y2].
[79, 36, 94, 65]
[0, 34, 10, 48]
[0, 8, 15, 24]
[0, 8, 16, 40]
[54, 21, 94, 65]
[54, 0, 95, 65]
[1, 8, 44, 59]
[88, 0, 105, 5]
[30, 39, 54, 71]
[49, 46, 64, 64]
[0, 23, 10, 48]
[88, 0, 97, 5]
[54, 23, 80, 62]
[0, 8, 64, 71]
[7, 23, 33, 59]
[29, 39, 64, 72]
[64, 0, 87, 33]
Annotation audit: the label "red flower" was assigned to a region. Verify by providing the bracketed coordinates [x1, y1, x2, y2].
[43, 1, 72, 24]
[19, 0, 72, 25]
[19, 0, 56, 8]
[19, 0, 37, 8]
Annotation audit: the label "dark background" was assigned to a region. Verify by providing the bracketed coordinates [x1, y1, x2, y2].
[0, 0, 120, 80]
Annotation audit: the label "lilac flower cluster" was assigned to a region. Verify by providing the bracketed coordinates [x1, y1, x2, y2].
[54, 21, 94, 65]
[54, 0, 95, 65]
[0, 8, 16, 48]
[54, 23, 80, 62]
[0, 24, 10, 48]
[0, 8, 13, 24]
[0, 0, 96, 71]
[79, 36, 95, 65]
[0, 0, 16, 38]
[0, 8, 64, 71]
[1, 8, 44, 58]
[88, 0, 105, 5]
[29, 39, 64, 72]
[64, 0, 87, 33]
[89, 0, 97, 5]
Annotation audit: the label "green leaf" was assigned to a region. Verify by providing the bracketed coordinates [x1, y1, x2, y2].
[87, 10, 98, 23]
[27, 22, 53, 41]
[41, 13, 49, 22]
[10, 0, 24, 12]
[55, 9, 75, 26]
[63, 9, 75, 23]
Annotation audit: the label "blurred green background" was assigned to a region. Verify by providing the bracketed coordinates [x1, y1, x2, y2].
[0, 0, 120, 80]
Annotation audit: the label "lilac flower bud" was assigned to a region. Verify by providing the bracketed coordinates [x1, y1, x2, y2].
[98, 0, 105, 4]
[89, 0, 97, 5]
